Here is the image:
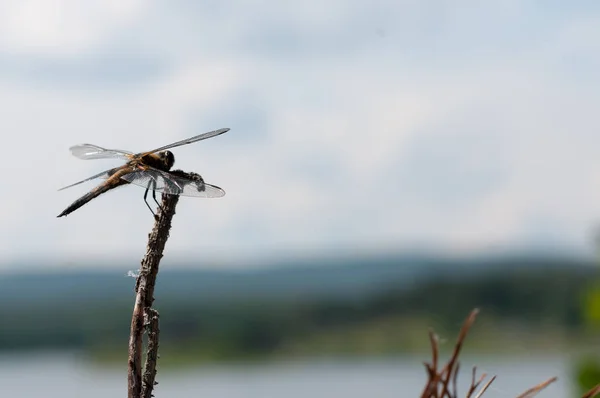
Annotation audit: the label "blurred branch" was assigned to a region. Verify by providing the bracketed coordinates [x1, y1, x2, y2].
[128, 172, 184, 398]
[582, 384, 600, 398]
[440, 309, 479, 397]
[420, 308, 492, 398]
[419, 308, 566, 398]
[514, 377, 557, 398]
[473, 376, 496, 398]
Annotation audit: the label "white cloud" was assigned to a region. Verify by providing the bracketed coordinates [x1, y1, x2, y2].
[0, 2, 599, 268]
[0, 0, 144, 56]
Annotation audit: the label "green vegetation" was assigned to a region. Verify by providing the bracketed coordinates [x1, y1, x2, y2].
[574, 356, 600, 396]
[0, 257, 597, 366]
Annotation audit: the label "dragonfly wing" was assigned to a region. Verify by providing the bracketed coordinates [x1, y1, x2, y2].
[141, 128, 230, 155]
[120, 168, 225, 198]
[69, 144, 133, 160]
[58, 167, 121, 191]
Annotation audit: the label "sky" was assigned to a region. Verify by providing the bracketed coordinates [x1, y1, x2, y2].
[0, 1, 599, 270]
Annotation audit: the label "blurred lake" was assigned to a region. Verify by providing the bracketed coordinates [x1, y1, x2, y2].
[0, 352, 572, 398]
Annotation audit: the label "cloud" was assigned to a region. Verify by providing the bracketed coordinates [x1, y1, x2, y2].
[0, 0, 144, 56]
[0, 1, 599, 268]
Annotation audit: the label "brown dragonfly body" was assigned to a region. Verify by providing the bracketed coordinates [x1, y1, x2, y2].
[58, 128, 229, 218]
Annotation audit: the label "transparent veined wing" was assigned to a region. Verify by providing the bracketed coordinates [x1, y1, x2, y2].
[140, 128, 230, 155]
[120, 167, 225, 198]
[58, 166, 121, 191]
[69, 144, 133, 160]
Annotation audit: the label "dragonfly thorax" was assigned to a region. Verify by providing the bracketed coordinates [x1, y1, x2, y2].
[140, 150, 175, 171]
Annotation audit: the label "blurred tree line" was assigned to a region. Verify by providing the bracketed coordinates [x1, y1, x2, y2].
[1, 261, 596, 363]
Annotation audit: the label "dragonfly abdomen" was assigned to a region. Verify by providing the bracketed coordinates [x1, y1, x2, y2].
[57, 178, 128, 217]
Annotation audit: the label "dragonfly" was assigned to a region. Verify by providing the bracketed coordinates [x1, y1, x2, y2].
[57, 128, 229, 218]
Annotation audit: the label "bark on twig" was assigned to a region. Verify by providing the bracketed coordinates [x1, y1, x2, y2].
[127, 171, 187, 398]
[142, 308, 160, 398]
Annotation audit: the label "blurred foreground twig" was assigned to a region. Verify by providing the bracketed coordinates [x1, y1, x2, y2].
[583, 384, 600, 398]
[420, 308, 572, 398]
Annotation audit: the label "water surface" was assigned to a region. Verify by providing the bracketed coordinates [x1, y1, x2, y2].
[0, 352, 573, 397]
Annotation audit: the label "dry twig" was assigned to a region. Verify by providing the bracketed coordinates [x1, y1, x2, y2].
[582, 384, 600, 398]
[419, 308, 567, 398]
[473, 375, 496, 398]
[127, 170, 195, 398]
[420, 309, 489, 398]
[514, 377, 557, 398]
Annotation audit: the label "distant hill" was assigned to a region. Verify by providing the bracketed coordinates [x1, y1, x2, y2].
[0, 251, 593, 308]
[0, 251, 597, 355]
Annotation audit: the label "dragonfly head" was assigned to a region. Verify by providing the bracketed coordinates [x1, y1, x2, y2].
[158, 150, 175, 171]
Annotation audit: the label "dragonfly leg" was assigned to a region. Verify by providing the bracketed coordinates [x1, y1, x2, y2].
[143, 186, 157, 219]
[152, 188, 164, 214]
